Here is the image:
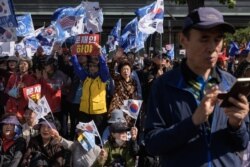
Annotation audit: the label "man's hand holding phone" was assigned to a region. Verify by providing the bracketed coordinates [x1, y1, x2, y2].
[223, 93, 249, 129]
[217, 78, 250, 129]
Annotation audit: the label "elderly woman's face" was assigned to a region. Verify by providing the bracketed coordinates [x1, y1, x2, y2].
[2, 124, 15, 139]
[121, 65, 131, 80]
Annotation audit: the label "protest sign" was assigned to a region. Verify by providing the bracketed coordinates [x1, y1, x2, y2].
[23, 84, 41, 101]
[71, 34, 100, 56]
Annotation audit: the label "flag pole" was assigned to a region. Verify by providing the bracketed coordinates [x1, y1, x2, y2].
[148, 34, 152, 58]
[160, 33, 162, 59]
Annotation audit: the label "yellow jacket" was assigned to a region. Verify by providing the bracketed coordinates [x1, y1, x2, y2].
[80, 76, 107, 115]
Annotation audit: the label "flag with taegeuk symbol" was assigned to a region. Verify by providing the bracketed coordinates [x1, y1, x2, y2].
[58, 16, 77, 30]
[121, 99, 143, 119]
[0, 26, 16, 42]
[76, 120, 99, 136]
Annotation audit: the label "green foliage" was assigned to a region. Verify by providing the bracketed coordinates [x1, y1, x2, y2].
[224, 26, 250, 44]
[172, 0, 236, 8]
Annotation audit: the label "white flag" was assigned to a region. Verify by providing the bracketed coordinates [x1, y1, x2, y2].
[138, 0, 164, 34]
[71, 16, 84, 36]
[0, 41, 14, 57]
[122, 99, 143, 119]
[37, 96, 51, 116]
[15, 41, 26, 57]
[84, 2, 103, 33]
[28, 97, 51, 119]
[28, 98, 43, 119]
[0, 27, 17, 42]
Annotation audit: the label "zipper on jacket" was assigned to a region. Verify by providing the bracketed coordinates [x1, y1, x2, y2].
[202, 122, 212, 167]
[88, 79, 94, 114]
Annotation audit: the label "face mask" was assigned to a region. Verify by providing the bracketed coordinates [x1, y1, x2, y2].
[115, 138, 125, 146]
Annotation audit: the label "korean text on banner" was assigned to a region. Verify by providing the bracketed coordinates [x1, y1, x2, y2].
[23, 84, 41, 101]
[71, 34, 100, 56]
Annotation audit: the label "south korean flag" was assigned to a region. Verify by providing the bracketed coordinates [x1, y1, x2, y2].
[0, 27, 16, 42]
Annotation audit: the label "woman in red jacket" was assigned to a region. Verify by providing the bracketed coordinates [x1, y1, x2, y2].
[5, 57, 37, 122]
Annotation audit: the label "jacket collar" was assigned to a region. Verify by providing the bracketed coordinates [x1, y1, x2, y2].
[163, 59, 223, 90]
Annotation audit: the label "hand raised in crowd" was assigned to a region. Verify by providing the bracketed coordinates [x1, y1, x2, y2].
[223, 94, 249, 129]
[113, 48, 124, 61]
[130, 126, 138, 141]
[192, 85, 221, 126]
[50, 128, 62, 143]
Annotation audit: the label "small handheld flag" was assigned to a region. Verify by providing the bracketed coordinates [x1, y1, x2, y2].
[121, 99, 143, 120]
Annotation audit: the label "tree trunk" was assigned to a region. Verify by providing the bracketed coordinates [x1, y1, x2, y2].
[186, 0, 205, 13]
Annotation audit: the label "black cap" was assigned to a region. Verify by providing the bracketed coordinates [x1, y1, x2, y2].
[110, 122, 131, 133]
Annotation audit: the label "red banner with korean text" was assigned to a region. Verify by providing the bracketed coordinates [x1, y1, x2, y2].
[71, 34, 100, 56]
[23, 84, 41, 102]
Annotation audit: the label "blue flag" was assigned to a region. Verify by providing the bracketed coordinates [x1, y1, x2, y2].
[246, 41, 250, 51]
[110, 19, 121, 40]
[135, 2, 156, 18]
[16, 14, 34, 37]
[51, 4, 85, 22]
[24, 37, 40, 53]
[15, 41, 26, 57]
[166, 44, 175, 60]
[120, 17, 138, 51]
[229, 41, 239, 56]
[107, 19, 121, 52]
[0, 0, 17, 27]
[135, 31, 149, 52]
[138, 0, 164, 34]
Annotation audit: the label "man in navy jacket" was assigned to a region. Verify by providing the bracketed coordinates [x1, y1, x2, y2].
[144, 7, 249, 167]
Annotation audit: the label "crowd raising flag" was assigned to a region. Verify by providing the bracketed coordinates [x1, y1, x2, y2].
[16, 14, 34, 37]
[0, 0, 17, 27]
[138, 0, 164, 34]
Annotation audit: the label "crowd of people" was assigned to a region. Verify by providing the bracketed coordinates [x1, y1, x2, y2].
[0, 7, 249, 167]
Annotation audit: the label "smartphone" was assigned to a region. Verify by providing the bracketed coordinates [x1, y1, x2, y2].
[218, 77, 250, 107]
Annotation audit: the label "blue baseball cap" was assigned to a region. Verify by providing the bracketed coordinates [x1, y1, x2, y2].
[183, 7, 235, 33]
